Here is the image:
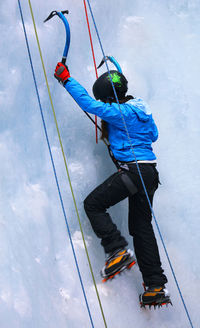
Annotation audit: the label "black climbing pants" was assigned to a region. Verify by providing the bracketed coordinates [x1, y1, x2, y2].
[84, 163, 167, 286]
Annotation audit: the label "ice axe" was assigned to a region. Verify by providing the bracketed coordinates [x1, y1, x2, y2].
[44, 10, 70, 64]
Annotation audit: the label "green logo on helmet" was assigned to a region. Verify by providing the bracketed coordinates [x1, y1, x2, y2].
[108, 72, 122, 86]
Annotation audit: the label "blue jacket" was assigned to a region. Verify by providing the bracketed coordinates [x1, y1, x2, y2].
[65, 77, 158, 162]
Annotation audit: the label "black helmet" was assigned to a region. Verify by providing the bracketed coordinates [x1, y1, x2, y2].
[93, 70, 128, 102]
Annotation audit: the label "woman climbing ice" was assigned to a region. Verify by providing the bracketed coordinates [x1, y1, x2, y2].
[54, 62, 171, 308]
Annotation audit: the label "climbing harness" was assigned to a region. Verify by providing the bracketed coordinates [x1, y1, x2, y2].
[107, 146, 138, 195]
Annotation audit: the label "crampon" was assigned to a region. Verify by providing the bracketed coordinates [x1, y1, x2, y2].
[101, 249, 136, 283]
[139, 285, 172, 309]
[102, 259, 136, 282]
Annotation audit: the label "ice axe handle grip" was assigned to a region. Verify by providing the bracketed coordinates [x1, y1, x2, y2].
[62, 57, 67, 65]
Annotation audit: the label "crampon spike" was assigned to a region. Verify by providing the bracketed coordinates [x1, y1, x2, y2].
[128, 260, 136, 269]
[140, 299, 173, 309]
[102, 271, 119, 283]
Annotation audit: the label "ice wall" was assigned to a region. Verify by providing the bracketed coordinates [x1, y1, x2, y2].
[0, 0, 199, 327]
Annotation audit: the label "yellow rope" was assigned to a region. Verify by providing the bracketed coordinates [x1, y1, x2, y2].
[27, 1, 107, 326]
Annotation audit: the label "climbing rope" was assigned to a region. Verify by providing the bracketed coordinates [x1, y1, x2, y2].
[85, 0, 194, 327]
[18, 1, 108, 327]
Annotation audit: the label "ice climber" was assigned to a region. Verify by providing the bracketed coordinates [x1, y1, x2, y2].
[54, 62, 171, 307]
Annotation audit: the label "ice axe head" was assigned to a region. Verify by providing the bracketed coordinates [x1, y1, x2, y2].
[44, 10, 69, 23]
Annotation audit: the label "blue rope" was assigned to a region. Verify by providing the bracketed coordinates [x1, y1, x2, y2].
[18, 1, 94, 327]
[86, 1, 194, 327]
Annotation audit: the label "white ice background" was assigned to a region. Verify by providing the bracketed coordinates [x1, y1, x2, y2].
[0, 0, 200, 327]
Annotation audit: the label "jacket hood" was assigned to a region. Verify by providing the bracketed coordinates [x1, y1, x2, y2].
[128, 98, 152, 122]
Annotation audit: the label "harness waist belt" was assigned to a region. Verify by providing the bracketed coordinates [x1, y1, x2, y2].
[119, 159, 157, 164]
